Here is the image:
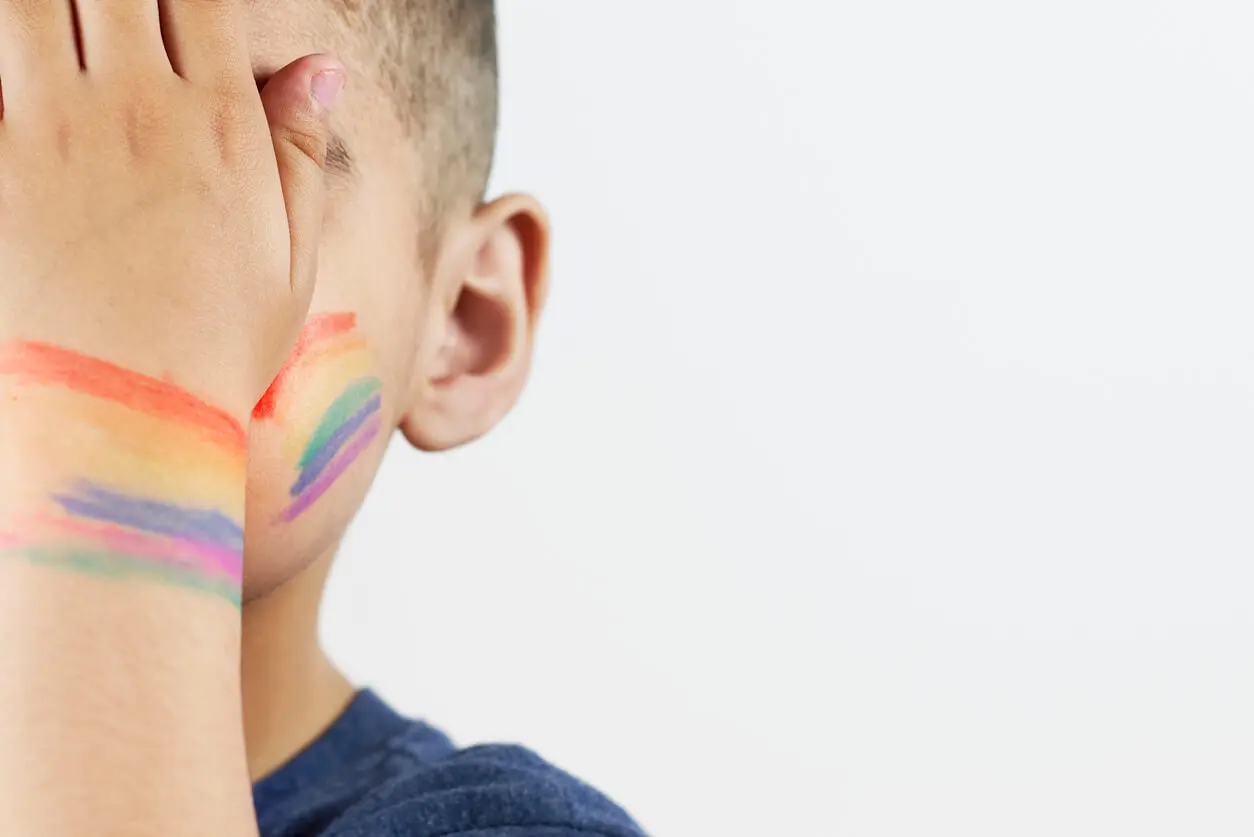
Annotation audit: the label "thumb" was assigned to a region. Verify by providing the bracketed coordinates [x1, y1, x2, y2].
[259, 54, 346, 307]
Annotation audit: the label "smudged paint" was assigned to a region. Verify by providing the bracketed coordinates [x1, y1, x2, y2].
[0, 342, 246, 605]
[278, 416, 382, 522]
[52, 482, 244, 553]
[292, 394, 382, 496]
[254, 313, 359, 420]
[0, 341, 246, 454]
[13, 546, 241, 607]
[15, 512, 242, 580]
[0, 483, 244, 595]
[254, 314, 385, 523]
[298, 379, 382, 468]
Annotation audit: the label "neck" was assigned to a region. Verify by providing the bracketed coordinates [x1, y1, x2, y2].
[241, 546, 356, 782]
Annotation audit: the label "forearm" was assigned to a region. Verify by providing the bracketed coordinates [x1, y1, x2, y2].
[0, 568, 254, 836]
[0, 345, 256, 837]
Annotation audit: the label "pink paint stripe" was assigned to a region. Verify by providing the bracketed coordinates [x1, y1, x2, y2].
[10, 513, 242, 583]
[0, 533, 22, 552]
[279, 416, 382, 522]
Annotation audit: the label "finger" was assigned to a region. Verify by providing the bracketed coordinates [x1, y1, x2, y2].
[73, 0, 169, 74]
[158, 0, 250, 83]
[0, 1, 82, 97]
[259, 54, 345, 307]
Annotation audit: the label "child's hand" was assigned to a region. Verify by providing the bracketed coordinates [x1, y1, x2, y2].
[0, 1, 344, 419]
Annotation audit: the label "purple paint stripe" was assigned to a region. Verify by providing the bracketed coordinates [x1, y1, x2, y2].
[278, 417, 383, 522]
[290, 395, 382, 497]
[54, 482, 244, 551]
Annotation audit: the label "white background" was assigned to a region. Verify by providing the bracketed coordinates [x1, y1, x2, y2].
[325, 3, 1254, 835]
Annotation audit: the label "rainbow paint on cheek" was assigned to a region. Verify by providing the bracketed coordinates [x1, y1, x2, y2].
[253, 313, 383, 523]
[0, 342, 246, 606]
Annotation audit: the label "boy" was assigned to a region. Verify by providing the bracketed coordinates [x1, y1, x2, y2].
[0, 1, 643, 835]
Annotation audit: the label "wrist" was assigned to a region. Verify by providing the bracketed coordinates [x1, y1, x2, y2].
[0, 340, 247, 607]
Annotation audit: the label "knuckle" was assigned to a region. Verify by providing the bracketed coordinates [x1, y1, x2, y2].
[53, 121, 74, 162]
[205, 89, 256, 166]
[121, 102, 158, 159]
[278, 121, 329, 171]
[115, 91, 176, 161]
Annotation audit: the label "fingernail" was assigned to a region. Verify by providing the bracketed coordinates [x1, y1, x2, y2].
[312, 70, 346, 110]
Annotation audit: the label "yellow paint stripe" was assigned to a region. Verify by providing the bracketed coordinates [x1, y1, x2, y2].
[8, 388, 245, 510]
[279, 350, 378, 462]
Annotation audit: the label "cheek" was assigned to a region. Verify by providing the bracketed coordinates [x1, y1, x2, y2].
[240, 312, 389, 599]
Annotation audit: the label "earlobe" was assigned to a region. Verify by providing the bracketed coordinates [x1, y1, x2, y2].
[400, 194, 550, 452]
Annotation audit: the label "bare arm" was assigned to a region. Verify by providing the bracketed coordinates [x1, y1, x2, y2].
[0, 1, 343, 833]
[0, 349, 255, 836]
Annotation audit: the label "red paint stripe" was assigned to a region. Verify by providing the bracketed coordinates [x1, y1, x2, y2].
[0, 342, 246, 454]
[253, 313, 358, 420]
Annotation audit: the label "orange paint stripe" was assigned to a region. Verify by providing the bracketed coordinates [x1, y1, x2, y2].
[254, 313, 358, 420]
[298, 336, 368, 368]
[0, 342, 246, 454]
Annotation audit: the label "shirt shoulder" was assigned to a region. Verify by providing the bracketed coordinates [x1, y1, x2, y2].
[326, 738, 645, 837]
[254, 691, 645, 837]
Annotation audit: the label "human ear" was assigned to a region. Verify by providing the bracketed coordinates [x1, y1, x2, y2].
[399, 193, 549, 451]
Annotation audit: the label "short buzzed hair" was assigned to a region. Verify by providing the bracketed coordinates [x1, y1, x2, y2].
[336, 0, 498, 222]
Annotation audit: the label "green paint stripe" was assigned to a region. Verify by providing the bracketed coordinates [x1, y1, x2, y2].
[299, 377, 382, 468]
[1, 547, 241, 607]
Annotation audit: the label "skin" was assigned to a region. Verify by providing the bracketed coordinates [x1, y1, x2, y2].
[239, 0, 548, 782]
[0, 1, 548, 833]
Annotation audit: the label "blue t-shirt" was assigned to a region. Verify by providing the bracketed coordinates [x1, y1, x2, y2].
[252, 690, 645, 837]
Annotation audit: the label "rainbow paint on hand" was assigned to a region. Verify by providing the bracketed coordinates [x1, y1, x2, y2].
[254, 313, 383, 523]
[0, 342, 246, 606]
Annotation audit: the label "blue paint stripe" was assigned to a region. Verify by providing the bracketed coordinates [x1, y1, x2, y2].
[290, 395, 382, 497]
[54, 482, 244, 552]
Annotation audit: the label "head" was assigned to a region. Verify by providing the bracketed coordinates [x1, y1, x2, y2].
[240, 0, 549, 600]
